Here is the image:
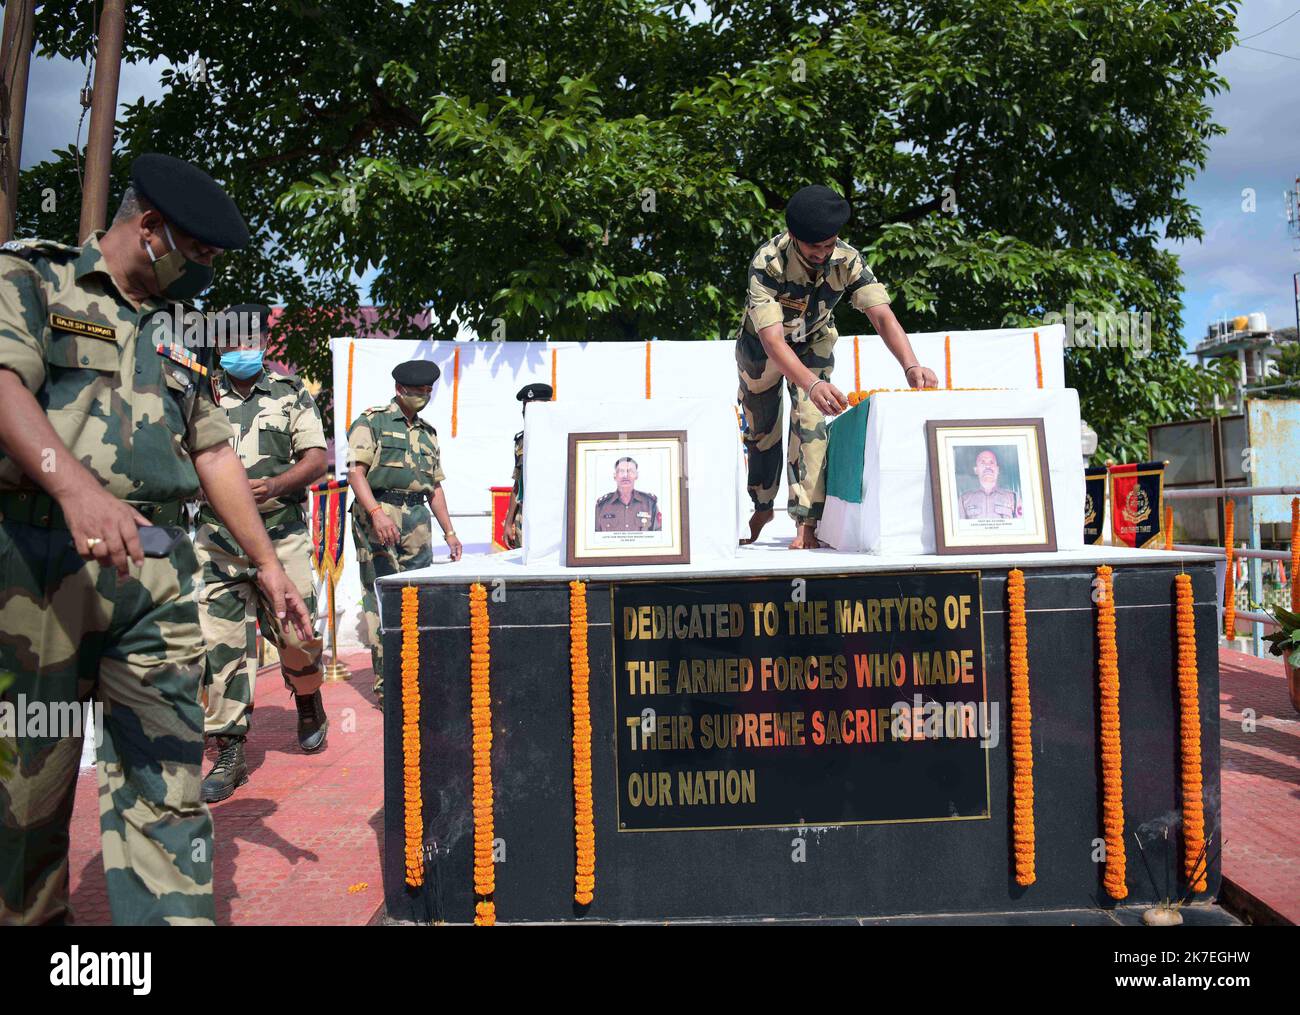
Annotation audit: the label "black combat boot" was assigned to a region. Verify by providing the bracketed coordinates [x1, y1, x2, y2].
[295, 690, 329, 753]
[201, 736, 248, 803]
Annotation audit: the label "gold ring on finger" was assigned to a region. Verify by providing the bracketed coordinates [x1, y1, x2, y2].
[86, 537, 103, 549]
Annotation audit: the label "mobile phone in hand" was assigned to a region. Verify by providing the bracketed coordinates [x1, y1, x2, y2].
[138, 525, 185, 559]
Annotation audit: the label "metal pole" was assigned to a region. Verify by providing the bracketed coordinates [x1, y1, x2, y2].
[0, 0, 35, 242]
[1248, 497, 1263, 657]
[77, 0, 127, 243]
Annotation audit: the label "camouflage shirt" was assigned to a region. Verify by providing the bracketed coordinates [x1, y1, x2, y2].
[347, 400, 444, 495]
[960, 486, 1022, 520]
[0, 234, 232, 502]
[739, 232, 890, 346]
[210, 367, 326, 512]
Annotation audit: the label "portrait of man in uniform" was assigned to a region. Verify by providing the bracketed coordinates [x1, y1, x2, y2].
[566, 431, 689, 566]
[959, 449, 1022, 520]
[594, 457, 662, 532]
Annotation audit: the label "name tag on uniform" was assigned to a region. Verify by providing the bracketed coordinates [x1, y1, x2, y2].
[155, 342, 209, 377]
[51, 313, 116, 341]
[777, 294, 808, 312]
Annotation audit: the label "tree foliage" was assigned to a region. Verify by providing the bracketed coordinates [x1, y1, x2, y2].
[22, 0, 1240, 458]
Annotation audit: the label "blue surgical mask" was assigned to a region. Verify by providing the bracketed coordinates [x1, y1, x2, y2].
[221, 349, 264, 379]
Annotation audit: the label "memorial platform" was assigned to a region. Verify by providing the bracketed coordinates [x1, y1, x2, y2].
[378, 541, 1231, 924]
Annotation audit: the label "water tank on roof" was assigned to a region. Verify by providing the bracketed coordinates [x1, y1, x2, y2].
[1232, 315, 1249, 332]
[1247, 312, 1268, 333]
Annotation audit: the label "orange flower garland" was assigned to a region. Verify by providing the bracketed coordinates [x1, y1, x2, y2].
[469, 582, 496, 925]
[451, 347, 460, 437]
[569, 581, 595, 905]
[944, 334, 952, 388]
[846, 386, 1007, 408]
[551, 348, 558, 399]
[644, 340, 652, 399]
[1222, 499, 1235, 639]
[400, 585, 424, 887]
[1164, 504, 1174, 551]
[1094, 565, 1127, 899]
[1033, 330, 1043, 388]
[1174, 574, 1207, 892]
[1291, 497, 1298, 612]
[1007, 569, 1035, 886]
[853, 334, 861, 392]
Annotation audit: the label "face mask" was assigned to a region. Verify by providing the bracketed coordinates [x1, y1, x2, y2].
[146, 222, 215, 300]
[397, 393, 429, 414]
[221, 349, 265, 379]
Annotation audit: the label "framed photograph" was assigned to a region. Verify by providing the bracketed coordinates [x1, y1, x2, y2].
[926, 418, 1056, 555]
[566, 430, 690, 566]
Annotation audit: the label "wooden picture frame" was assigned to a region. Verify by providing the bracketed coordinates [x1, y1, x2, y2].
[926, 417, 1057, 555]
[565, 430, 691, 567]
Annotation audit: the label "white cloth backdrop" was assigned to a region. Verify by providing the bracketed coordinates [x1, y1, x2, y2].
[325, 325, 1065, 645]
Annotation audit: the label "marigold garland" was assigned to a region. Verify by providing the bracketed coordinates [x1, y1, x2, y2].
[1164, 504, 1174, 551]
[853, 335, 861, 392]
[846, 386, 1007, 408]
[551, 348, 558, 400]
[1174, 573, 1207, 892]
[1007, 569, 1035, 886]
[345, 339, 356, 433]
[1033, 330, 1043, 388]
[1291, 498, 1299, 612]
[644, 340, 652, 399]
[569, 581, 596, 906]
[1222, 499, 1236, 639]
[400, 585, 424, 887]
[469, 582, 496, 925]
[1094, 565, 1127, 899]
[450, 347, 460, 437]
[944, 334, 952, 388]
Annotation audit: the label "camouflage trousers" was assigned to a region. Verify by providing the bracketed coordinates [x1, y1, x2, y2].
[736, 327, 837, 522]
[0, 518, 213, 926]
[195, 506, 322, 740]
[351, 499, 432, 700]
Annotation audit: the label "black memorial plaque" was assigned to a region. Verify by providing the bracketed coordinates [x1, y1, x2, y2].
[612, 572, 990, 831]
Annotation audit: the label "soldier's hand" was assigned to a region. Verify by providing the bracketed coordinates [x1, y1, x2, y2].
[446, 533, 463, 561]
[809, 380, 849, 416]
[256, 564, 314, 641]
[502, 522, 517, 549]
[372, 509, 401, 547]
[905, 364, 939, 389]
[61, 481, 150, 577]
[248, 477, 280, 504]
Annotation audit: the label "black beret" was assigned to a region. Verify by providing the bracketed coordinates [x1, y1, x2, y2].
[516, 382, 553, 403]
[785, 185, 850, 243]
[130, 153, 250, 250]
[217, 303, 270, 345]
[392, 360, 440, 386]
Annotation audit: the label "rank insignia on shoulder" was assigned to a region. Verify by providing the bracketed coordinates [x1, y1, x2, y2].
[156, 342, 209, 377]
[51, 313, 117, 341]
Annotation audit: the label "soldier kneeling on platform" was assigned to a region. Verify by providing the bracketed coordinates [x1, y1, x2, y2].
[196, 304, 330, 804]
[502, 381, 552, 550]
[348, 360, 462, 708]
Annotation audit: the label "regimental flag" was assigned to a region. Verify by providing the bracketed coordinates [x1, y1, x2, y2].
[1108, 461, 1166, 548]
[311, 479, 349, 579]
[490, 485, 512, 552]
[1083, 467, 1107, 544]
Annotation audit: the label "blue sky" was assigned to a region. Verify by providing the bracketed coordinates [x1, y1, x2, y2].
[18, 1, 1300, 347]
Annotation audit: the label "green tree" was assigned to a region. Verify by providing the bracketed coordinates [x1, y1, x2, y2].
[23, 0, 1239, 456]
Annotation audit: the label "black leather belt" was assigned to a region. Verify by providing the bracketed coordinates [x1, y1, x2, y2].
[0, 490, 185, 529]
[376, 490, 428, 506]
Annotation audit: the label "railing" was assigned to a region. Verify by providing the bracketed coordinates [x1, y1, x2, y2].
[1164, 485, 1300, 654]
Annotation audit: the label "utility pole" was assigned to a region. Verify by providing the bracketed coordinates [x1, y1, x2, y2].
[0, 0, 36, 242]
[77, 0, 127, 243]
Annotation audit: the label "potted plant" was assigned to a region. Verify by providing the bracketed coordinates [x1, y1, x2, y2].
[1261, 605, 1300, 714]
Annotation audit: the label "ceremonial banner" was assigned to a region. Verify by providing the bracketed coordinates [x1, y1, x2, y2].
[490, 485, 511, 551]
[1108, 461, 1165, 548]
[611, 572, 990, 832]
[310, 479, 349, 579]
[1083, 466, 1106, 544]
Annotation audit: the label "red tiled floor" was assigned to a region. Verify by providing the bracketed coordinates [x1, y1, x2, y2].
[1218, 647, 1299, 925]
[67, 649, 383, 926]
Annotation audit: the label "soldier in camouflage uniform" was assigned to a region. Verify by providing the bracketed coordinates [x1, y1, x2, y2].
[594, 457, 661, 531]
[196, 305, 330, 804]
[0, 155, 311, 925]
[960, 449, 1022, 520]
[736, 185, 937, 548]
[502, 382, 552, 550]
[348, 360, 462, 705]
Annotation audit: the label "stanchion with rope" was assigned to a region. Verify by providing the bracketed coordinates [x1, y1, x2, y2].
[310, 478, 352, 682]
